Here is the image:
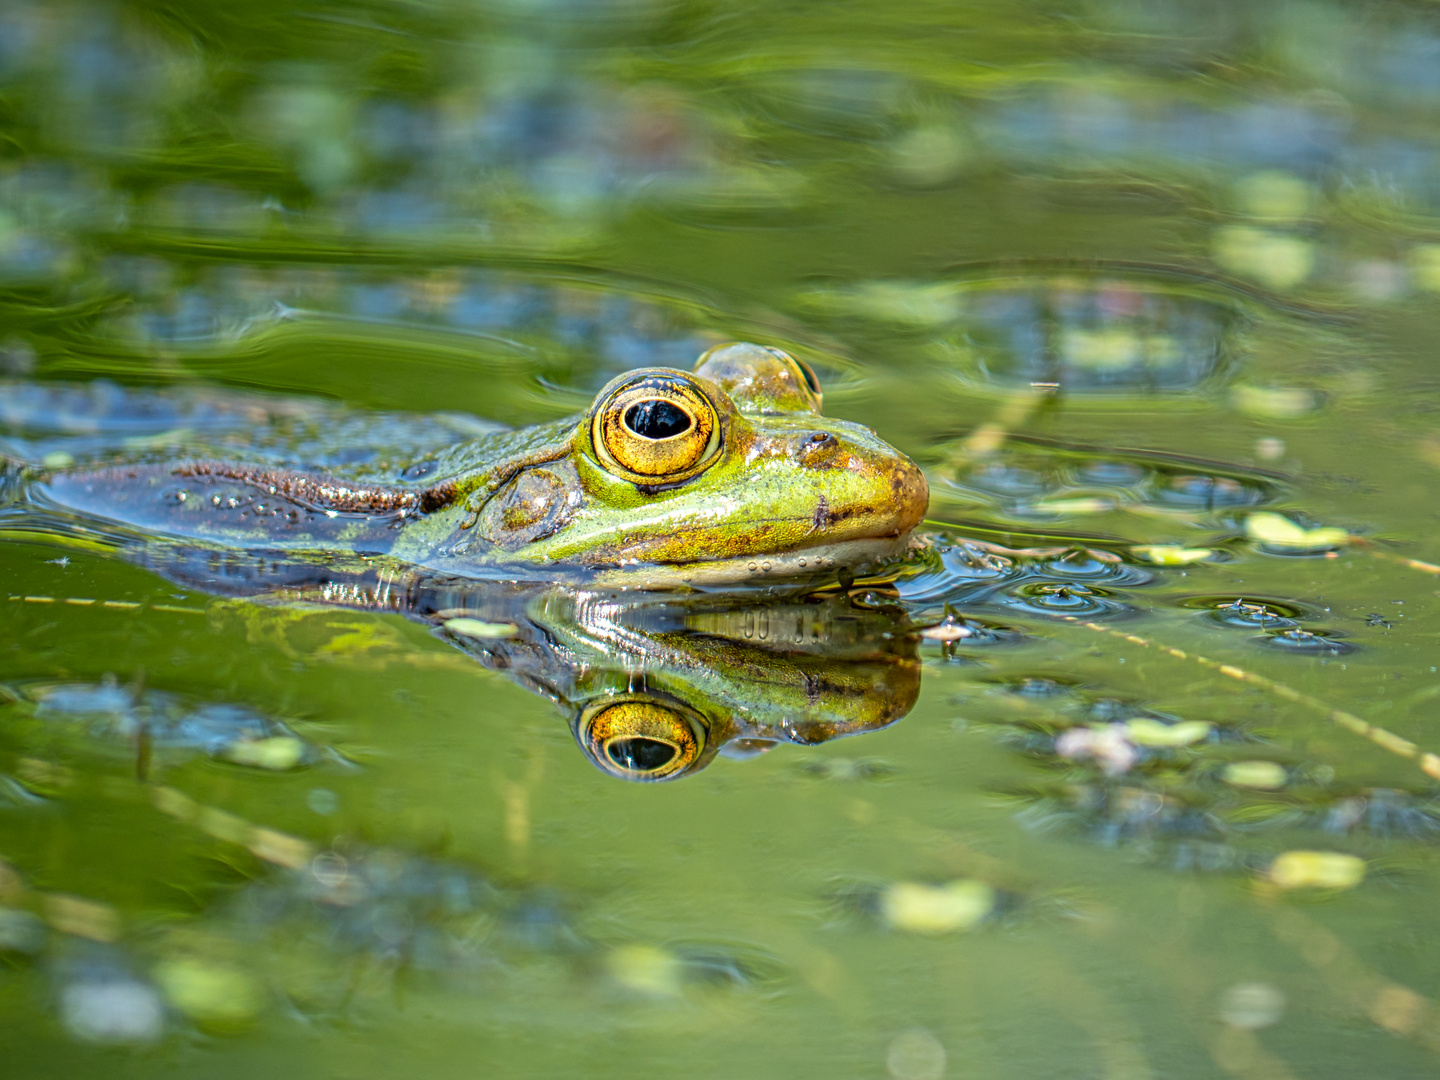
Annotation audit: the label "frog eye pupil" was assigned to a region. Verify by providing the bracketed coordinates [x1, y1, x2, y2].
[624, 400, 691, 440]
[606, 736, 677, 771]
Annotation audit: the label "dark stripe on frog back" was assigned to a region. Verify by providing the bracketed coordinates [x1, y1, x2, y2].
[33, 418, 576, 553]
[36, 463, 421, 553]
[174, 462, 458, 515]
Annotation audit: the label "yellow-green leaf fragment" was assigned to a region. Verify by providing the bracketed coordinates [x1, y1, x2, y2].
[1030, 497, 1113, 515]
[879, 879, 995, 935]
[152, 958, 264, 1027]
[1123, 719, 1212, 747]
[223, 736, 305, 771]
[444, 618, 518, 639]
[1213, 226, 1315, 289]
[1222, 761, 1288, 790]
[1268, 851, 1366, 890]
[1132, 545, 1213, 566]
[1245, 512, 1349, 551]
[1231, 385, 1321, 419]
[606, 944, 682, 996]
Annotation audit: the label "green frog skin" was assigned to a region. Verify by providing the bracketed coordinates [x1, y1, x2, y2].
[30, 343, 929, 587]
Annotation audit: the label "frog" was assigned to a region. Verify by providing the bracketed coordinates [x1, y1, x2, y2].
[9, 342, 929, 588]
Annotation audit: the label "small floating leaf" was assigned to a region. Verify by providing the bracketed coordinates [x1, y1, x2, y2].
[1123, 718, 1212, 747]
[1132, 545, 1213, 566]
[444, 618, 518, 639]
[1030, 497, 1113, 515]
[1213, 226, 1315, 289]
[1231, 385, 1321, 419]
[1222, 761, 1288, 790]
[606, 944, 682, 996]
[1268, 850, 1366, 890]
[153, 958, 264, 1028]
[1245, 512, 1349, 551]
[223, 736, 305, 771]
[879, 879, 995, 935]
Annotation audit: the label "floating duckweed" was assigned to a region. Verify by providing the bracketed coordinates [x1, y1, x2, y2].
[1222, 761, 1289, 790]
[1213, 226, 1314, 289]
[1123, 718, 1212, 747]
[41, 450, 75, 469]
[444, 618, 519, 639]
[1244, 512, 1349, 552]
[1268, 850, 1366, 890]
[1411, 244, 1440, 292]
[153, 957, 265, 1028]
[879, 879, 995, 935]
[606, 944, 682, 996]
[1235, 170, 1314, 221]
[1231, 385, 1321, 419]
[1030, 497, 1112, 515]
[1132, 545, 1213, 566]
[223, 736, 306, 771]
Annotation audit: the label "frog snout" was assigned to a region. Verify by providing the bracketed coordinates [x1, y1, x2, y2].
[886, 453, 930, 536]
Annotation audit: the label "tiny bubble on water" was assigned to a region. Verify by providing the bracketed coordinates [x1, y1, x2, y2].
[1219, 982, 1285, 1029]
[887, 1029, 946, 1080]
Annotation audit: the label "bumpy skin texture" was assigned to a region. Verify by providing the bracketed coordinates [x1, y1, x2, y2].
[28, 344, 929, 584]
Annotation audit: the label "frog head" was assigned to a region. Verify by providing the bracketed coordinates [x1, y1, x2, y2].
[460, 343, 929, 584]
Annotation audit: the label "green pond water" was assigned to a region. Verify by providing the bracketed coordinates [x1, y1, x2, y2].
[6, 1, 1440, 1076]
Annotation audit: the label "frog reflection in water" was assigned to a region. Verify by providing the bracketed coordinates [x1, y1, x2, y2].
[31, 342, 929, 587]
[413, 581, 918, 782]
[5, 343, 928, 780]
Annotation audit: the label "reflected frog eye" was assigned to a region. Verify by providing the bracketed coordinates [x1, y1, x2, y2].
[591, 372, 720, 483]
[578, 698, 706, 781]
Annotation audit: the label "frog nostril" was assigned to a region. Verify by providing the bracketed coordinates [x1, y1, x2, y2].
[798, 432, 838, 461]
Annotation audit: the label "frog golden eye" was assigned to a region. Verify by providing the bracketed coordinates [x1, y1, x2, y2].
[591, 372, 720, 483]
[577, 698, 706, 781]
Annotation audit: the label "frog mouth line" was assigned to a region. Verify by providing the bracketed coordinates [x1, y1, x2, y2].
[585, 534, 919, 587]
